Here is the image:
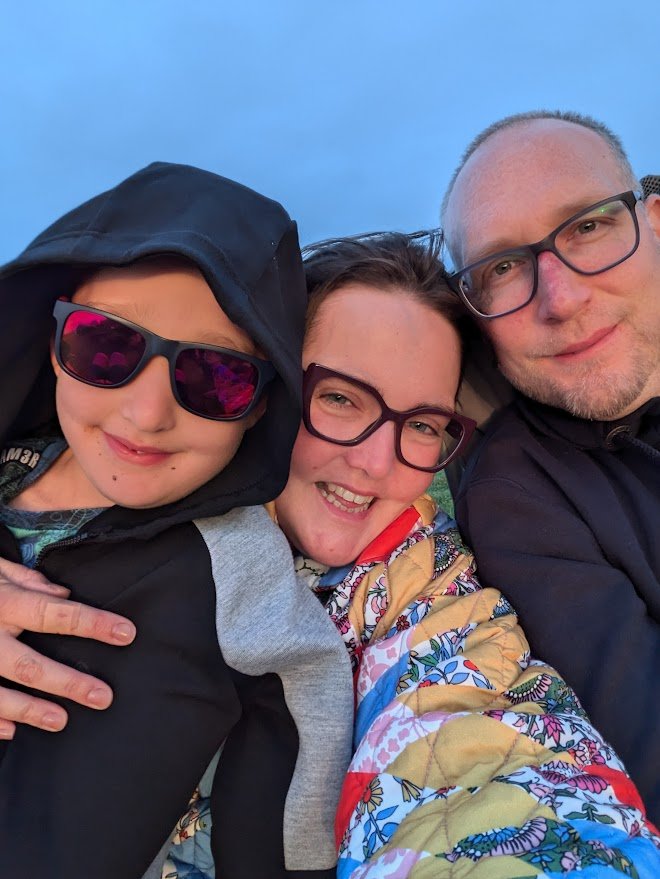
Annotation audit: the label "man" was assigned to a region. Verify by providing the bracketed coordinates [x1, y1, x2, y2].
[442, 111, 660, 819]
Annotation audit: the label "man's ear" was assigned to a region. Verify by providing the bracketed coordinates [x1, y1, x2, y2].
[245, 396, 267, 430]
[644, 193, 660, 239]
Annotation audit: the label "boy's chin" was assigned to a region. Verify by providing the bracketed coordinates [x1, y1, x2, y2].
[96, 483, 187, 510]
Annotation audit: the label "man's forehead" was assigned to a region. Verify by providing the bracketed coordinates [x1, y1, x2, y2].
[445, 120, 630, 263]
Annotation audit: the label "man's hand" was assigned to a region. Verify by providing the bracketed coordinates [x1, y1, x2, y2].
[0, 557, 136, 738]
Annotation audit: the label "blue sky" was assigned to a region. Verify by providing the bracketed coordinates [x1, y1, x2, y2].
[1, 1, 658, 263]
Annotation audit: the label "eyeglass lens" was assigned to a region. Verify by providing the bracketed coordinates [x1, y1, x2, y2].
[307, 371, 464, 469]
[459, 195, 638, 317]
[59, 309, 260, 419]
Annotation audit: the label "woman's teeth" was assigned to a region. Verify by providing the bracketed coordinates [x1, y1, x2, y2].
[319, 482, 374, 513]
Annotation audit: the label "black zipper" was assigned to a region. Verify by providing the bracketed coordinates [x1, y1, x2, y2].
[34, 533, 89, 571]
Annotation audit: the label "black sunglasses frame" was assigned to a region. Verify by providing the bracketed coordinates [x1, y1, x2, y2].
[52, 299, 276, 422]
[447, 190, 643, 320]
[302, 363, 476, 473]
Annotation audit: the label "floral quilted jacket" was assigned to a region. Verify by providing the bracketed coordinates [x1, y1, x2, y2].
[318, 496, 660, 878]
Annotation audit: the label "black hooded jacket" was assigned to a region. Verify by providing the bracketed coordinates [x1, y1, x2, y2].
[0, 163, 352, 878]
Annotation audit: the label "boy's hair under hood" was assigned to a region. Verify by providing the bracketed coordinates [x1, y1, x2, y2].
[0, 162, 307, 527]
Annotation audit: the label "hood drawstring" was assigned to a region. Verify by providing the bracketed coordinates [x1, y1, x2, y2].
[605, 425, 660, 463]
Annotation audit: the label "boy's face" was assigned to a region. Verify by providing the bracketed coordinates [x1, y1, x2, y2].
[51, 265, 264, 509]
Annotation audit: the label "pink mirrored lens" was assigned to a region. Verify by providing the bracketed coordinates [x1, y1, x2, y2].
[175, 349, 258, 418]
[60, 312, 146, 385]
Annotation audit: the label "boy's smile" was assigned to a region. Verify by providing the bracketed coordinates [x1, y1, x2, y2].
[103, 433, 174, 465]
[38, 263, 263, 511]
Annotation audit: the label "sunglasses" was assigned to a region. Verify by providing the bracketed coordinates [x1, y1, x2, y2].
[52, 299, 275, 421]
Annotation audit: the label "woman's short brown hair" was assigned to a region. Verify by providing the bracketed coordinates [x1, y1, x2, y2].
[302, 229, 465, 341]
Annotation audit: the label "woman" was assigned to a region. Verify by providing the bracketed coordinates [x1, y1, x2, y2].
[1, 232, 659, 877]
[164, 231, 660, 877]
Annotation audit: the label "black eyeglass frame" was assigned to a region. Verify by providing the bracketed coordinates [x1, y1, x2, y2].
[302, 362, 476, 473]
[52, 298, 276, 422]
[447, 190, 643, 320]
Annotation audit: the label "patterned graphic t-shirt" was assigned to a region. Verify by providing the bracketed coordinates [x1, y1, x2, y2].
[0, 437, 102, 567]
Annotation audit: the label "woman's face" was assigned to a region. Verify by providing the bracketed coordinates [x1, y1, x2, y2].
[275, 283, 462, 566]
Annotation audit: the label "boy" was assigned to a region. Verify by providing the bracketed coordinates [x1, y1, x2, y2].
[0, 162, 353, 878]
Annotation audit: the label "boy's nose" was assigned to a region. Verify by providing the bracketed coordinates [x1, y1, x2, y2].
[118, 356, 178, 433]
[535, 251, 592, 322]
[344, 421, 397, 480]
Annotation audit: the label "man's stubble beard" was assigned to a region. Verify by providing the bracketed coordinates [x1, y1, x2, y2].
[498, 330, 659, 420]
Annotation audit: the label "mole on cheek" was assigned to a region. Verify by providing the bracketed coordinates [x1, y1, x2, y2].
[112, 475, 118, 481]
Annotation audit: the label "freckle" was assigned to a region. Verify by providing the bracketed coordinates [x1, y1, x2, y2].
[170, 466, 176, 471]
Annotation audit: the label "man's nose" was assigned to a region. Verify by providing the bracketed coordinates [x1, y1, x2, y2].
[118, 356, 178, 433]
[344, 420, 397, 479]
[535, 250, 592, 321]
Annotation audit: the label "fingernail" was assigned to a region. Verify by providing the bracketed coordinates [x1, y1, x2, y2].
[0, 724, 14, 739]
[42, 712, 66, 731]
[111, 622, 136, 643]
[87, 687, 112, 708]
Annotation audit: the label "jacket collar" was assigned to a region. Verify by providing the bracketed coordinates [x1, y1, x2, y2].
[515, 393, 660, 451]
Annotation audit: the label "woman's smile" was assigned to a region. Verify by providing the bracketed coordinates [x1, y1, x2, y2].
[317, 481, 375, 514]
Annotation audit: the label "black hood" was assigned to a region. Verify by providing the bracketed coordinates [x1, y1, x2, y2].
[0, 162, 306, 536]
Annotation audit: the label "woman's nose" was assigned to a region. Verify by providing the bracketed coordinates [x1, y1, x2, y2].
[344, 421, 397, 479]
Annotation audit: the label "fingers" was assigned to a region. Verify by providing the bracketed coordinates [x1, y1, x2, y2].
[0, 685, 70, 735]
[0, 585, 136, 645]
[0, 560, 134, 731]
[0, 635, 114, 715]
[0, 720, 16, 739]
[0, 557, 69, 596]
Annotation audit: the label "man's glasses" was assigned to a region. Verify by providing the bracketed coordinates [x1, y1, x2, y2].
[52, 299, 275, 421]
[302, 363, 476, 473]
[448, 190, 643, 319]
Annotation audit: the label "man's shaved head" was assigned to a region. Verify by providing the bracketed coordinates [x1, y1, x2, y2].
[441, 110, 637, 236]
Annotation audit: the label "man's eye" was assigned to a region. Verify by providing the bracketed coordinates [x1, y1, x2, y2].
[577, 220, 598, 235]
[493, 260, 514, 276]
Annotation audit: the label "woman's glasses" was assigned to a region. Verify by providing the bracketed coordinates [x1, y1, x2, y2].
[302, 363, 476, 473]
[52, 299, 275, 421]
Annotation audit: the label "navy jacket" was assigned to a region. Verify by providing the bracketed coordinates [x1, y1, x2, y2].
[456, 394, 660, 822]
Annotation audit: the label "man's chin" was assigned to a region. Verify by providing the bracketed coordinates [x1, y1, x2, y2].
[501, 367, 651, 421]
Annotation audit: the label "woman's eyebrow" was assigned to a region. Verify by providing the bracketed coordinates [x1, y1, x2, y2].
[395, 398, 456, 413]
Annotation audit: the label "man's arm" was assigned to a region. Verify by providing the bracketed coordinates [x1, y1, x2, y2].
[456, 474, 660, 823]
[0, 557, 135, 735]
